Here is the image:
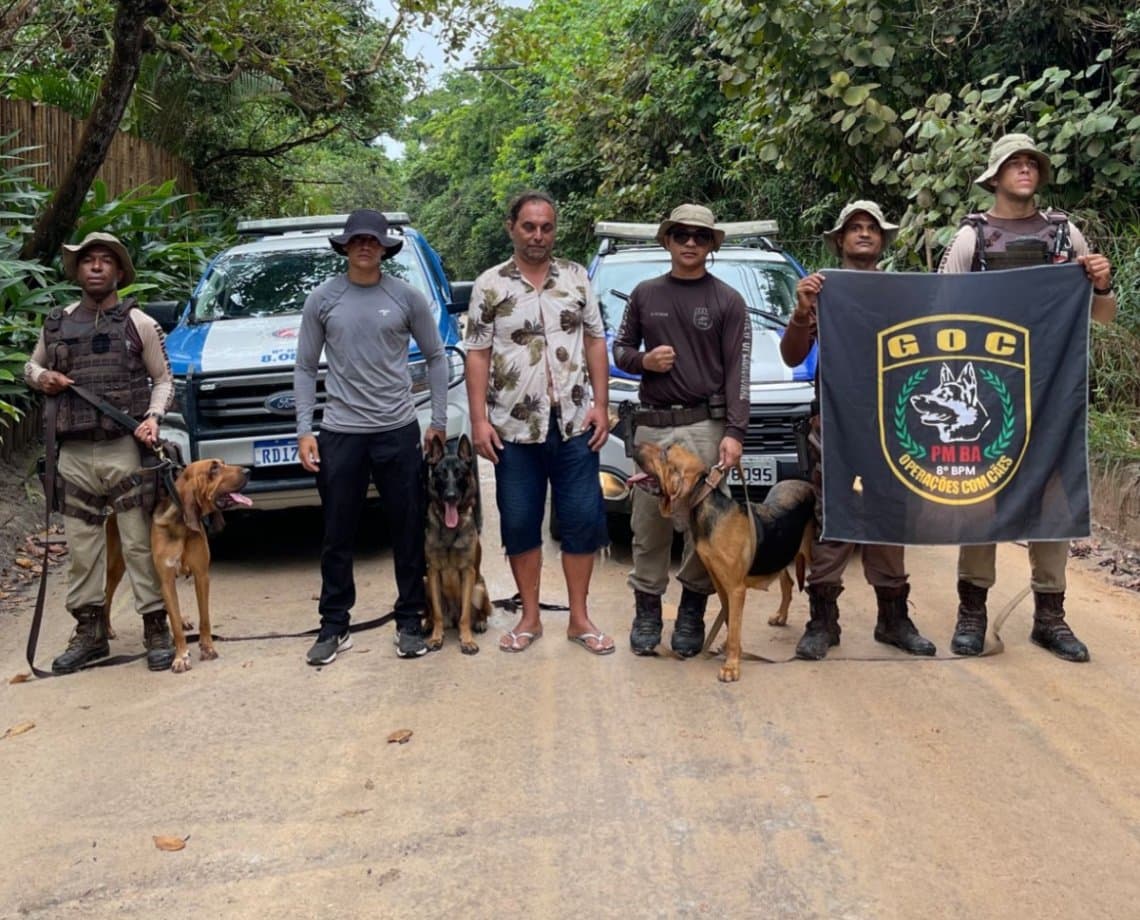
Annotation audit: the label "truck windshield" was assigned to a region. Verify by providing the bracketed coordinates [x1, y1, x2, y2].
[593, 258, 799, 333]
[190, 246, 428, 321]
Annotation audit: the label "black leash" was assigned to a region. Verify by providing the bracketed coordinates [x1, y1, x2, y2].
[492, 593, 571, 613]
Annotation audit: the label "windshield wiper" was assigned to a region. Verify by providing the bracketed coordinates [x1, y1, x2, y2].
[609, 289, 631, 303]
[749, 307, 788, 329]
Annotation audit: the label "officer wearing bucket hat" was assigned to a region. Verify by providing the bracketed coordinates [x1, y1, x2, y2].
[613, 203, 751, 657]
[25, 231, 176, 673]
[939, 134, 1116, 663]
[781, 201, 937, 660]
[294, 208, 448, 665]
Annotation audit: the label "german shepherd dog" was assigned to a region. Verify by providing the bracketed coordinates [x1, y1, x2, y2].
[630, 441, 816, 682]
[424, 434, 490, 654]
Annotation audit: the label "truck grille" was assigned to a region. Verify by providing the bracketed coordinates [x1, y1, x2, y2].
[176, 369, 326, 439]
[741, 404, 810, 454]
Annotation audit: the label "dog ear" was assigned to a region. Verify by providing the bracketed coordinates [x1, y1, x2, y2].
[427, 436, 445, 465]
[176, 472, 202, 533]
[457, 434, 473, 462]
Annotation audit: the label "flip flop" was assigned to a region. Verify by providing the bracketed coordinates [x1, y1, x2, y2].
[499, 629, 542, 653]
[567, 632, 615, 656]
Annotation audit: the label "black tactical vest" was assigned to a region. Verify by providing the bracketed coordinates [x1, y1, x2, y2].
[42, 299, 152, 436]
[963, 209, 1074, 272]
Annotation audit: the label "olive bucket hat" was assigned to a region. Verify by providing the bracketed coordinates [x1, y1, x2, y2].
[60, 232, 136, 286]
[328, 208, 404, 260]
[655, 203, 726, 251]
[974, 134, 1052, 191]
[821, 200, 898, 257]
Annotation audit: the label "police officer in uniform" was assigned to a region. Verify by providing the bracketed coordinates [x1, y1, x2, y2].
[782, 201, 937, 660]
[939, 134, 1116, 662]
[25, 232, 176, 673]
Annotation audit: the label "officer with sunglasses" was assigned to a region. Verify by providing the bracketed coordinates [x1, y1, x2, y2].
[613, 203, 752, 658]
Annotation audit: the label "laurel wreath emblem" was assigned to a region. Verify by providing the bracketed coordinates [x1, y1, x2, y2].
[893, 369, 929, 459]
[978, 368, 1016, 460]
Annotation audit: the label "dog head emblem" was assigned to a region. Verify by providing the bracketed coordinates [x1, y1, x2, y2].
[909, 362, 991, 443]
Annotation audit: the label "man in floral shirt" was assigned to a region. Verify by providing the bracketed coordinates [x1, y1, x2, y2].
[465, 190, 614, 655]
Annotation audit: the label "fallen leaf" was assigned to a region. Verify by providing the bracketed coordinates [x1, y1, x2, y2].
[9, 673, 31, 684]
[2, 720, 36, 739]
[364, 778, 375, 790]
[153, 835, 187, 852]
[387, 729, 413, 744]
[14, 558, 34, 569]
[337, 808, 372, 818]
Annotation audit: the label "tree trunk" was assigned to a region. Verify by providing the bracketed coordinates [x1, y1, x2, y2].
[19, 1, 166, 265]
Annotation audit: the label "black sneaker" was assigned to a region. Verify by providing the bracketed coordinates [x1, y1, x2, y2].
[306, 631, 353, 666]
[394, 627, 429, 659]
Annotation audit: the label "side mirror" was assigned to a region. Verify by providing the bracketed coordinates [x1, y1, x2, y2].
[446, 281, 472, 315]
[142, 300, 184, 333]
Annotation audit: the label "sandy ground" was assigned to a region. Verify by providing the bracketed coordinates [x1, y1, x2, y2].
[2, 467, 1140, 920]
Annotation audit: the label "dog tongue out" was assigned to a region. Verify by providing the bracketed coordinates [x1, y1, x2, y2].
[228, 493, 253, 507]
[445, 502, 459, 528]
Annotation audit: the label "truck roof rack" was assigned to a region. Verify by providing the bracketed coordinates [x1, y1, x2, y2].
[594, 219, 779, 241]
[236, 212, 412, 237]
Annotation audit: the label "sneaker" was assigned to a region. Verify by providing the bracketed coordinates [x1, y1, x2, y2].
[394, 627, 429, 659]
[306, 631, 353, 666]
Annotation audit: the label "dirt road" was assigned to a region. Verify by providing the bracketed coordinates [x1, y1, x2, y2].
[2, 470, 1139, 919]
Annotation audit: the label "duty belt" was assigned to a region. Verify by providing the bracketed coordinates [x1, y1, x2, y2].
[634, 403, 717, 428]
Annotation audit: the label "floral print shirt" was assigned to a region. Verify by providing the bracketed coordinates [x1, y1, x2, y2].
[466, 257, 604, 443]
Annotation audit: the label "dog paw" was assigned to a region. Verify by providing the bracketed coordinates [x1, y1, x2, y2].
[199, 645, 219, 661]
[718, 664, 741, 683]
[181, 619, 194, 631]
[767, 615, 788, 627]
[460, 641, 479, 655]
[473, 620, 488, 634]
[171, 654, 192, 674]
[426, 636, 443, 651]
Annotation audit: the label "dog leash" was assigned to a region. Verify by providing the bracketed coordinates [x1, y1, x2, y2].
[491, 594, 570, 613]
[699, 587, 1024, 664]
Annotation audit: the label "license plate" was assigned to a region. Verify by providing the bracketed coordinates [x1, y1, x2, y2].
[253, 438, 299, 467]
[727, 456, 777, 487]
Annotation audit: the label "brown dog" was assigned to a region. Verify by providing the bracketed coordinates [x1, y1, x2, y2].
[630, 441, 815, 682]
[424, 434, 490, 653]
[107, 459, 250, 672]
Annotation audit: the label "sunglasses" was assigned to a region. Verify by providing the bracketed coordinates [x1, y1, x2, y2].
[668, 228, 714, 245]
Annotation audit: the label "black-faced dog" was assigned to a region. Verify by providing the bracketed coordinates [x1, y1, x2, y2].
[909, 362, 991, 442]
[424, 434, 490, 654]
[630, 441, 815, 682]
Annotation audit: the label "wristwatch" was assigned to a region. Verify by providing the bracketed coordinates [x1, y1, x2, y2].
[1093, 283, 1114, 296]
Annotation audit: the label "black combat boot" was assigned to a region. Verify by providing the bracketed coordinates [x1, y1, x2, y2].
[52, 605, 110, 674]
[795, 585, 842, 661]
[671, 588, 709, 658]
[1030, 592, 1089, 662]
[142, 610, 176, 671]
[950, 580, 988, 656]
[873, 584, 936, 656]
[630, 590, 663, 655]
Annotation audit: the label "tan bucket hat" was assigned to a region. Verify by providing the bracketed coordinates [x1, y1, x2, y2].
[974, 133, 1052, 191]
[61, 232, 136, 286]
[822, 200, 898, 257]
[655, 203, 726, 251]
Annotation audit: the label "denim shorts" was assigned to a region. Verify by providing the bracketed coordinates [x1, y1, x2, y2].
[495, 419, 608, 556]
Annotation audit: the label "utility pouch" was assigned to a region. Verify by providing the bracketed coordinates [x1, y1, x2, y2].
[618, 400, 638, 459]
[793, 416, 813, 480]
[708, 394, 727, 420]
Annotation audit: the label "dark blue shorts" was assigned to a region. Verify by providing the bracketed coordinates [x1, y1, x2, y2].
[495, 420, 608, 556]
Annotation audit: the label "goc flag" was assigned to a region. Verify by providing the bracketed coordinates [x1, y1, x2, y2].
[818, 263, 1091, 545]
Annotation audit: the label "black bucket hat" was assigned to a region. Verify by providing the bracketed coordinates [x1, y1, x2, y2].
[329, 209, 404, 260]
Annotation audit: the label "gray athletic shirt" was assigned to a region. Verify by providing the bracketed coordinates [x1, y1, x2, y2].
[293, 272, 448, 436]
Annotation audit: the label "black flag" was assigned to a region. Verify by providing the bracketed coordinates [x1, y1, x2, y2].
[818, 263, 1090, 545]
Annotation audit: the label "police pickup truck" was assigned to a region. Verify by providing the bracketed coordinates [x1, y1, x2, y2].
[150, 213, 471, 510]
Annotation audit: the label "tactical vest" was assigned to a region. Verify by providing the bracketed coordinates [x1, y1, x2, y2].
[963, 209, 1074, 272]
[43, 299, 151, 436]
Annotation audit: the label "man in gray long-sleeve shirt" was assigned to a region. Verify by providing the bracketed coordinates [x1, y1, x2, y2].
[294, 209, 447, 665]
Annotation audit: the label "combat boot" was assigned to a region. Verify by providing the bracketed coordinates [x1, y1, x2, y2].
[671, 588, 709, 658]
[796, 585, 842, 661]
[52, 605, 110, 674]
[950, 580, 988, 656]
[630, 590, 663, 656]
[1030, 592, 1089, 662]
[142, 610, 176, 671]
[873, 584, 936, 656]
